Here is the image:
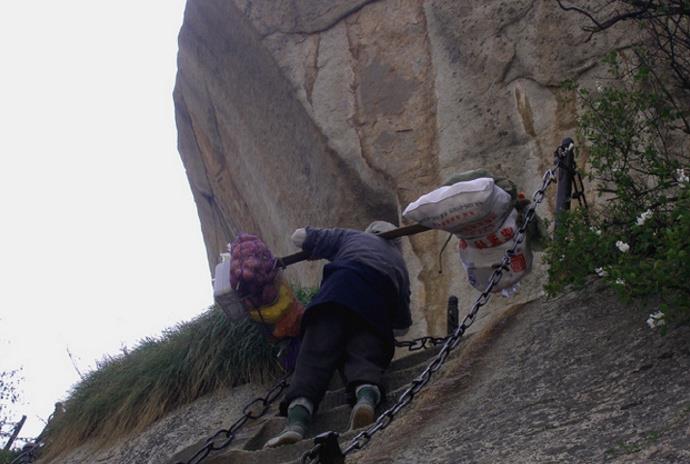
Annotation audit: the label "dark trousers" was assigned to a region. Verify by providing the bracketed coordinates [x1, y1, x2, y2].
[280, 304, 394, 415]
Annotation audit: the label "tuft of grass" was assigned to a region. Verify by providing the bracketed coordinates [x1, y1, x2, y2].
[40, 306, 281, 460]
[0, 449, 20, 464]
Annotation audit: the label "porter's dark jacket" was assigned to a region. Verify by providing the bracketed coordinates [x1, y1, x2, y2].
[301, 227, 411, 338]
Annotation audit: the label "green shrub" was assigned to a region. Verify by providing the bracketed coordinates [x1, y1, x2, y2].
[546, 51, 690, 327]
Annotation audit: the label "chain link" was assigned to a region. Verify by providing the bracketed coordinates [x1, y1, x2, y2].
[393, 336, 447, 351]
[301, 146, 567, 463]
[177, 371, 291, 464]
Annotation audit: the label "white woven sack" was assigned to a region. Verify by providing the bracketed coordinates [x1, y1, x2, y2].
[455, 207, 518, 247]
[402, 178, 511, 233]
[458, 233, 533, 292]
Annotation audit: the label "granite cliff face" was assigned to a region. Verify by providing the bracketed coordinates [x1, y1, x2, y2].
[173, 0, 628, 337]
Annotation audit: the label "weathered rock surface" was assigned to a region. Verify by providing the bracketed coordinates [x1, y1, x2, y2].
[37, 382, 268, 464]
[174, 0, 632, 337]
[350, 284, 690, 464]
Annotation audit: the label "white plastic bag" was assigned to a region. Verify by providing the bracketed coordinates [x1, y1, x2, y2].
[458, 233, 532, 292]
[213, 253, 246, 320]
[402, 178, 512, 234]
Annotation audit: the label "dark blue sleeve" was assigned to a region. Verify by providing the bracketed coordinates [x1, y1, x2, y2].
[302, 227, 354, 261]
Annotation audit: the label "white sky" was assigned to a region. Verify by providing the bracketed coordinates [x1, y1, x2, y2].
[0, 1, 214, 442]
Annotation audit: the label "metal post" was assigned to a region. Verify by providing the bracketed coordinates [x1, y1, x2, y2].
[572, 170, 589, 209]
[447, 296, 459, 336]
[555, 137, 575, 232]
[313, 431, 345, 464]
[4, 415, 26, 451]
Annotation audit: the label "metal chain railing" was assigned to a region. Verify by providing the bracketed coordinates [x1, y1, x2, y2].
[175, 370, 291, 464]
[395, 296, 460, 351]
[176, 330, 457, 464]
[393, 336, 447, 351]
[300, 142, 571, 464]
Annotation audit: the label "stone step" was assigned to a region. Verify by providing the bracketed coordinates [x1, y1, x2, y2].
[205, 427, 363, 464]
[169, 372, 427, 464]
[165, 419, 273, 464]
[274, 430, 363, 464]
[168, 345, 450, 464]
[318, 355, 441, 411]
[319, 344, 446, 408]
[242, 370, 443, 454]
[242, 403, 352, 452]
[321, 343, 447, 392]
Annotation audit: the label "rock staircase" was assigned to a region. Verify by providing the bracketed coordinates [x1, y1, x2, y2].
[167, 344, 447, 464]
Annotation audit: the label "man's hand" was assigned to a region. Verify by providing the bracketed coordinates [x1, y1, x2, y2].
[291, 228, 307, 248]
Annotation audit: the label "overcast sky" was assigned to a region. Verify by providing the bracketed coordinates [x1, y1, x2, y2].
[0, 1, 214, 442]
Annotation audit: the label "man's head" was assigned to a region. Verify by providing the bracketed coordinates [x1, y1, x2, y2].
[365, 221, 401, 249]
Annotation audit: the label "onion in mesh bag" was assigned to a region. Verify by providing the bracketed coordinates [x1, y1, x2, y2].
[229, 233, 278, 296]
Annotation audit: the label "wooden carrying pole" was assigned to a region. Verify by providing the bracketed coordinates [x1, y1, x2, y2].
[277, 223, 430, 268]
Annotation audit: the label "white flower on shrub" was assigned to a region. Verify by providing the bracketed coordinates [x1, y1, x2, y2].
[677, 168, 689, 184]
[616, 240, 630, 253]
[590, 227, 602, 236]
[594, 267, 608, 277]
[636, 210, 653, 226]
[615, 278, 625, 285]
[646, 311, 666, 329]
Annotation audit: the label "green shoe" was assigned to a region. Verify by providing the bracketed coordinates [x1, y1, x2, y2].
[265, 400, 312, 448]
[350, 384, 380, 430]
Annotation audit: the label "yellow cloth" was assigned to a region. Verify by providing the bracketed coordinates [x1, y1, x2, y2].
[249, 284, 292, 323]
